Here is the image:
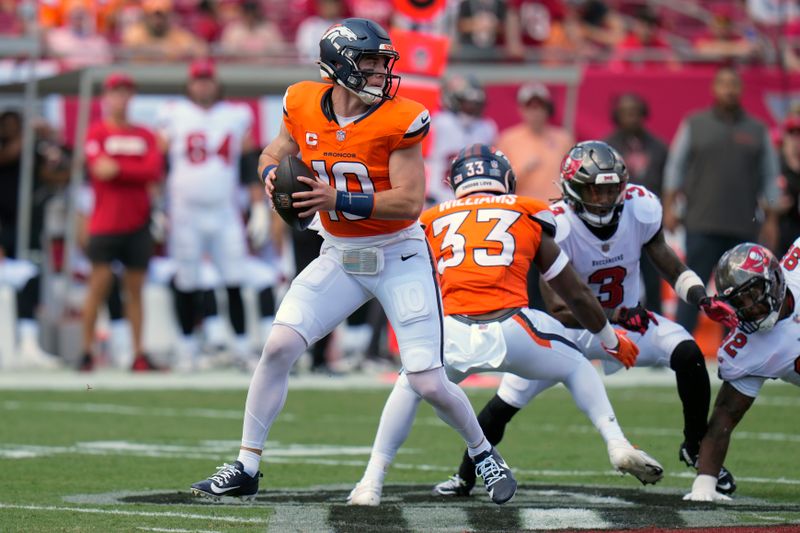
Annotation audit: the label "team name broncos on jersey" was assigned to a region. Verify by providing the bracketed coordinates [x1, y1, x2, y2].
[550, 184, 662, 309]
[716, 236, 800, 398]
[420, 194, 554, 315]
[283, 81, 430, 238]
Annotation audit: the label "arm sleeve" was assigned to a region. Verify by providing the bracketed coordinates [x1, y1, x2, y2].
[663, 119, 690, 193]
[759, 128, 781, 209]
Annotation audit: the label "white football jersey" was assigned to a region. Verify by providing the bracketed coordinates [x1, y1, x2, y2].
[716, 237, 800, 398]
[551, 184, 662, 309]
[425, 110, 497, 204]
[158, 99, 253, 205]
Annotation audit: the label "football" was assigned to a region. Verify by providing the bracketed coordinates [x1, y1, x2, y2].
[271, 155, 315, 231]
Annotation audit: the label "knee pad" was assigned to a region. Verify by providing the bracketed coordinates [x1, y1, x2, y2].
[669, 340, 705, 374]
[406, 367, 448, 400]
[262, 325, 306, 367]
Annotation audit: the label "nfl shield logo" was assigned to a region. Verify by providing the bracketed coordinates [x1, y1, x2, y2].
[336, 130, 346, 142]
[601, 243, 610, 252]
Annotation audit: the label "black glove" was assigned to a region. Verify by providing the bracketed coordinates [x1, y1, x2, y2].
[614, 304, 659, 335]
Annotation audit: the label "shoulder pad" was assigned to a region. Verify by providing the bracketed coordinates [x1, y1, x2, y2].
[549, 201, 571, 243]
[627, 185, 662, 226]
[530, 208, 556, 237]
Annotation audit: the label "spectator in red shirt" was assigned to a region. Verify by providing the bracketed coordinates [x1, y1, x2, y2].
[80, 72, 164, 372]
[610, 6, 678, 69]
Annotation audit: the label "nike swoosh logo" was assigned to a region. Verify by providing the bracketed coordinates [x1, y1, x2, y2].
[401, 253, 418, 261]
[421, 115, 430, 125]
[716, 481, 732, 491]
[210, 484, 241, 494]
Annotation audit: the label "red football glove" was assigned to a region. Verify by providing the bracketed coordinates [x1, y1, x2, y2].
[615, 305, 659, 335]
[699, 297, 739, 329]
[602, 329, 639, 369]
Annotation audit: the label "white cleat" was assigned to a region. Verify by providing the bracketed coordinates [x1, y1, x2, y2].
[16, 340, 62, 370]
[607, 439, 664, 485]
[346, 479, 382, 506]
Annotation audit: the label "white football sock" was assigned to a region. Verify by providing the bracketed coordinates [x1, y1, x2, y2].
[237, 449, 262, 477]
[362, 372, 422, 483]
[240, 325, 306, 451]
[406, 366, 489, 456]
[564, 361, 626, 443]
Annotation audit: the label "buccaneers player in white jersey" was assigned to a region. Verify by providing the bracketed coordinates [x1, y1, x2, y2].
[157, 60, 266, 369]
[425, 75, 497, 205]
[685, 241, 800, 501]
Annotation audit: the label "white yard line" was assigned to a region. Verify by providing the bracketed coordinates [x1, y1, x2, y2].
[519, 508, 612, 530]
[138, 528, 221, 533]
[266, 505, 329, 532]
[0, 503, 263, 524]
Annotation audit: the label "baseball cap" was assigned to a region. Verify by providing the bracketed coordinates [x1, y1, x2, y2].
[189, 59, 216, 80]
[103, 72, 135, 91]
[785, 116, 800, 132]
[517, 82, 551, 106]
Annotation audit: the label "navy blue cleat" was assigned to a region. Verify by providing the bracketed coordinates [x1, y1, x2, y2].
[191, 461, 262, 501]
[474, 447, 517, 505]
[679, 442, 736, 495]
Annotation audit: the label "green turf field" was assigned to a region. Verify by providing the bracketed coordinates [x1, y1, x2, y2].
[1, 375, 799, 532]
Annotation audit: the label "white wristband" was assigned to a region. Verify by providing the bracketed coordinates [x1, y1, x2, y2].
[692, 474, 718, 493]
[675, 270, 704, 303]
[596, 322, 617, 347]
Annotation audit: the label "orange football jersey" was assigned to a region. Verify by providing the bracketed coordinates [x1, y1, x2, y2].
[420, 194, 552, 315]
[283, 81, 430, 238]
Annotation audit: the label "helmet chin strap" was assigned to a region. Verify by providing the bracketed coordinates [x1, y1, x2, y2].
[577, 208, 617, 227]
[339, 80, 382, 105]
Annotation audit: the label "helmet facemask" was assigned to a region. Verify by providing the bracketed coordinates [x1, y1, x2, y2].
[723, 274, 785, 333]
[559, 141, 629, 227]
[562, 179, 626, 227]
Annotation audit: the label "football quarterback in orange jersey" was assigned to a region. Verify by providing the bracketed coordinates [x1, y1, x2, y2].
[191, 19, 517, 506]
[348, 144, 664, 506]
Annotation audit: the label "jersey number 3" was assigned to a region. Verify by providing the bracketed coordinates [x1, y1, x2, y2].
[432, 209, 520, 274]
[588, 266, 627, 308]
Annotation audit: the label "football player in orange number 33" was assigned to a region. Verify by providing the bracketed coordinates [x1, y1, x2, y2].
[191, 18, 521, 505]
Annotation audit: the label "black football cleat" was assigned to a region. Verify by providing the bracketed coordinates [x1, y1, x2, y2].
[474, 448, 517, 505]
[191, 461, 262, 501]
